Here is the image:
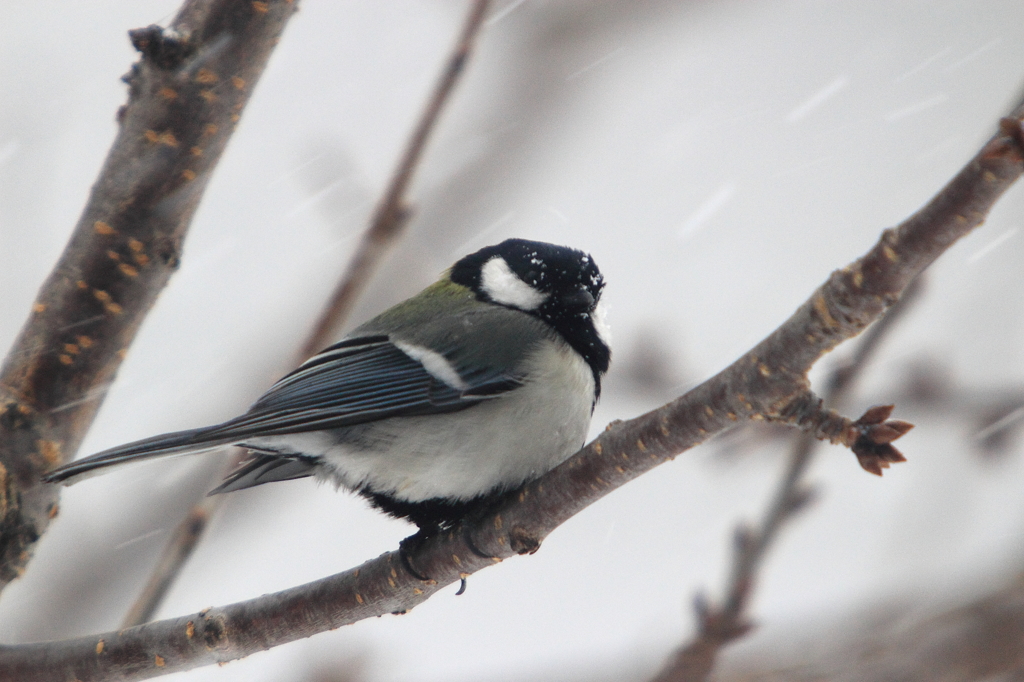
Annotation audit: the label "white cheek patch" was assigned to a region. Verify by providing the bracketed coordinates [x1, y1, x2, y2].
[591, 300, 612, 347]
[392, 340, 468, 391]
[480, 256, 548, 311]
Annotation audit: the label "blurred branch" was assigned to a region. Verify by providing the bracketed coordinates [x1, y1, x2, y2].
[0, 0, 297, 592]
[298, 0, 490, 359]
[717, 573, 1024, 681]
[119, 0, 491, 628]
[4, 88, 1023, 682]
[120, 504, 210, 628]
[891, 359, 1024, 457]
[651, 277, 924, 682]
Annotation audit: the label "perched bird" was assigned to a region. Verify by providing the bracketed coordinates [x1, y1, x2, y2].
[44, 238, 611, 531]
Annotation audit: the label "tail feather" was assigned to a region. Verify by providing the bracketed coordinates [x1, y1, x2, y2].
[208, 454, 317, 495]
[42, 426, 238, 486]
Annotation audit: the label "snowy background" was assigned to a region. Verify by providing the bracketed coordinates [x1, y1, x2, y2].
[3, 1, 1024, 680]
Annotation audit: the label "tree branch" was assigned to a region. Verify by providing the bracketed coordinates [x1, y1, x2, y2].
[3, 91, 1021, 682]
[650, 278, 924, 682]
[0, 0, 298, 592]
[119, 0, 491, 629]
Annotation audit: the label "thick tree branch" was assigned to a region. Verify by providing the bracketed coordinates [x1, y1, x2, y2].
[120, 0, 490, 628]
[3, 96, 1021, 682]
[0, 0, 298, 591]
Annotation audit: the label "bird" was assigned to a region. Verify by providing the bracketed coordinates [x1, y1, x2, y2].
[43, 238, 611, 532]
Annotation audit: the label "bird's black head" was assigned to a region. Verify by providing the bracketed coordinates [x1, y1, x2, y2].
[450, 238, 611, 392]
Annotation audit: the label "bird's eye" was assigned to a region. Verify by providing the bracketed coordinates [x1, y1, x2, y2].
[560, 288, 595, 311]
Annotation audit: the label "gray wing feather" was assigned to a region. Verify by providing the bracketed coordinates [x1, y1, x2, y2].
[204, 335, 521, 437]
[43, 334, 523, 487]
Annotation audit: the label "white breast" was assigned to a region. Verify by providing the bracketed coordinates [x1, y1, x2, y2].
[251, 339, 595, 502]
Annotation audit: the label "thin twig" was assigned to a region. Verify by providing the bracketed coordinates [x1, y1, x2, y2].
[650, 278, 925, 682]
[4, 94, 1022, 682]
[119, 0, 491, 628]
[0, 0, 298, 593]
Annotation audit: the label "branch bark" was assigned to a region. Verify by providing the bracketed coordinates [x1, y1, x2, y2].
[0, 0, 298, 591]
[3, 92, 1022, 682]
[120, 0, 490, 628]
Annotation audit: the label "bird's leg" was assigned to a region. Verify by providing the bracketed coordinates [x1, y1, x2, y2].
[398, 524, 440, 582]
